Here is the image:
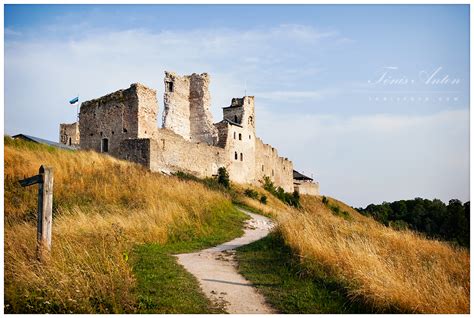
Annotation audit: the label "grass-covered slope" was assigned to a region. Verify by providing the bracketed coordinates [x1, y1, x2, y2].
[237, 192, 470, 314]
[4, 136, 247, 313]
[236, 232, 375, 314]
[5, 136, 469, 314]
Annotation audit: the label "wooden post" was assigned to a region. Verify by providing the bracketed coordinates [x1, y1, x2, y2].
[38, 166, 53, 260]
[19, 165, 54, 261]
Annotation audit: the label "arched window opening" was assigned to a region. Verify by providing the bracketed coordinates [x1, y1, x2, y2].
[240, 153, 243, 161]
[239, 133, 242, 140]
[234, 132, 236, 139]
[234, 152, 238, 160]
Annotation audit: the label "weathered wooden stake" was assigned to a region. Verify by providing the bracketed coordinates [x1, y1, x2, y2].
[19, 165, 54, 261]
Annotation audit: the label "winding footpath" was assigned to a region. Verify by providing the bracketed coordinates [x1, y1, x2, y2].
[176, 208, 276, 314]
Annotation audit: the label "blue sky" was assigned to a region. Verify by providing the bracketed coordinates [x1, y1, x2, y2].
[4, 4, 470, 207]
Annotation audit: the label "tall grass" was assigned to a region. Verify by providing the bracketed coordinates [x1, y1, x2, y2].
[4, 137, 240, 313]
[5, 136, 469, 313]
[278, 195, 470, 313]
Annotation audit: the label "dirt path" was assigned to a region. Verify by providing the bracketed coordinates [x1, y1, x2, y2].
[175, 208, 276, 314]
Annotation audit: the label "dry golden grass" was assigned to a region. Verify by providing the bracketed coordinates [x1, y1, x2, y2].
[4, 138, 237, 313]
[277, 195, 470, 313]
[5, 137, 469, 313]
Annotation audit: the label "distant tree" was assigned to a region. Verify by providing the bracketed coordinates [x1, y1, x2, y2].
[447, 199, 469, 247]
[357, 198, 470, 248]
[390, 200, 408, 221]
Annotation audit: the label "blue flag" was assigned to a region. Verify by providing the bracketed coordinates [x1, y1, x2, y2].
[69, 96, 79, 105]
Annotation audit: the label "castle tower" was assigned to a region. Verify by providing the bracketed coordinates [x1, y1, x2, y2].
[78, 83, 158, 155]
[59, 122, 80, 147]
[219, 96, 256, 184]
[163, 71, 218, 145]
[222, 96, 255, 136]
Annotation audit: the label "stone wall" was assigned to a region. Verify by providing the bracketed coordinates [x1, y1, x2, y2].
[148, 128, 227, 177]
[59, 122, 80, 147]
[255, 138, 294, 192]
[118, 138, 153, 169]
[163, 72, 218, 145]
[79, 83, 157, 156]
[294, 181, 320, 195]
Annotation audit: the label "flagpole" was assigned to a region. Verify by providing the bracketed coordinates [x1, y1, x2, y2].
[76, 93, 79, 122]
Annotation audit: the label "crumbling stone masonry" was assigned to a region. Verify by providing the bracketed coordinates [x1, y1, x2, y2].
[79, 83, 158, 155]
[163, 72, 218, 145]
[59, 122, 80, 147]
[60, 71, 320, 194]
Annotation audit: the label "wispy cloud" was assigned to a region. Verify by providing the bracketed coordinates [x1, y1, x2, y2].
[256, 88, 339, 101]
[5, 27, 22, 36]
[5, 24, 348, 138]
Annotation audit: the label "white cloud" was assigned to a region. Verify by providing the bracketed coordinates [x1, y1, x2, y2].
[5, 24, 343, 138]
[5, 28, 22, 36]
[256, 88, 338, 102]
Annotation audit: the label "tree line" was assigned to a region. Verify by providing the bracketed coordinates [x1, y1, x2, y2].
[356, 198, 470, 248]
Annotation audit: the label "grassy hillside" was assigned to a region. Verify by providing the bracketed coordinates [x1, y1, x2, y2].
[238, 192, 470, 313]
[5, 136, 469, 314]
[4, 137, 247, 313]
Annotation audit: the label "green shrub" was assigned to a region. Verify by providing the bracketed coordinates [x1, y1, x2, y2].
[261, 176, 300, 208]
[328, 204, 351, 220]
[244, 188, 259, 200]
[217, 167, 230, 189]
[322, 196, 329, 205]
[260, 195, 267, 205]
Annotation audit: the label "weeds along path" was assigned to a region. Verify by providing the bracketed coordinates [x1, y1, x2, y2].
[176, 208, 275, 314]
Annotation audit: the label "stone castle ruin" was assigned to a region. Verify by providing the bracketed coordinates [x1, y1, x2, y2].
[59, 71, 319, 195]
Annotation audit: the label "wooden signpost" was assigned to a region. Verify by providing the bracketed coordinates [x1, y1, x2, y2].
[19, 165, 54, 261]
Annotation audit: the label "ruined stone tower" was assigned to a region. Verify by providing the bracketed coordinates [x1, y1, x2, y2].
[78, 83, 158, 155]
[163, 72, 218, 145]
[59, 122, 80, 147]
[59, 71, 316, 193]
